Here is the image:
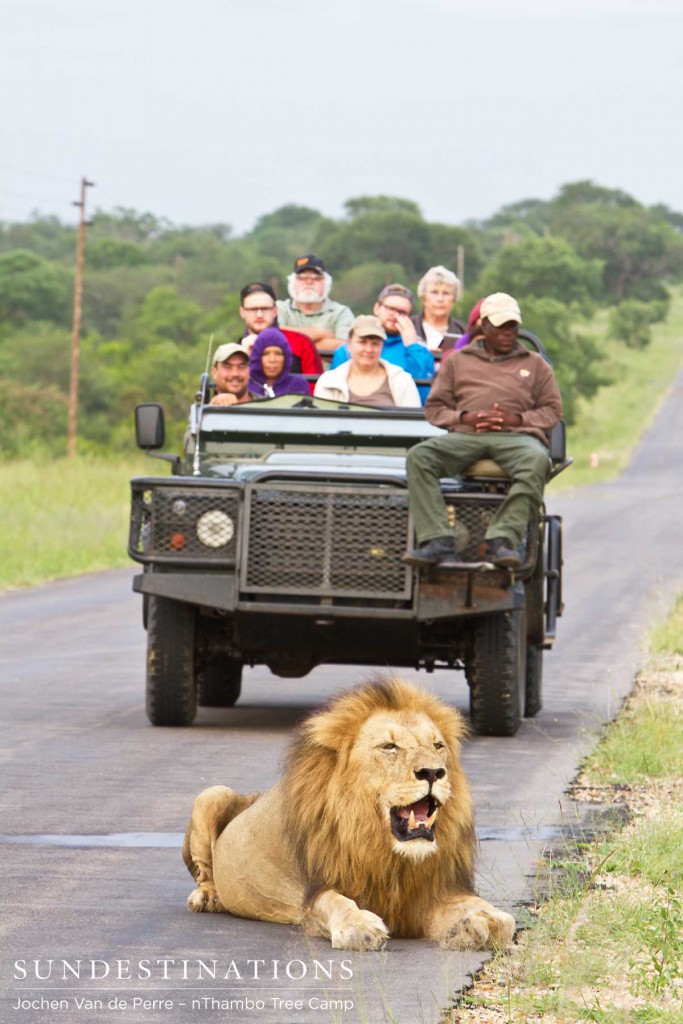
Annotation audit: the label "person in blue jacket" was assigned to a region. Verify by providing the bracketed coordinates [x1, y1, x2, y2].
[330, 284, 434, 403]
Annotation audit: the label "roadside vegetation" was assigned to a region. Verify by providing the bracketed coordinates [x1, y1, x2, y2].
[555, 287, 683, 489]
[0, 456, 149, 590]
[451, 597, 683, 1023]
[1, 179, 682, 589]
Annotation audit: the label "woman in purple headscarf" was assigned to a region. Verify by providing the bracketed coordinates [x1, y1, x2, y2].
[249, 327, 310, 398]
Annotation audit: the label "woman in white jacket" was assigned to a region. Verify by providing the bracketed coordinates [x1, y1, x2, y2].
[314, 315, 421, 408]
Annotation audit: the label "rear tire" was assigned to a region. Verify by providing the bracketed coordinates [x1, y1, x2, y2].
[467, 611, 525, 737]
[524, 643, 543, 717]
[146, 597, 197, 726]
[197, 658, 242, 708]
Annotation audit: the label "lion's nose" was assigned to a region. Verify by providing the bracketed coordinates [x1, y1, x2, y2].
[414, 767, 445, 784]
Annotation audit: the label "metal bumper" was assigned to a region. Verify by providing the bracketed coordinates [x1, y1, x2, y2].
[134, 567, 521, 622]
[133, 572, 237, 611]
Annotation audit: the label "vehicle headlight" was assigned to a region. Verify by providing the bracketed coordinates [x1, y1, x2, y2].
[196, 509, 235, 548]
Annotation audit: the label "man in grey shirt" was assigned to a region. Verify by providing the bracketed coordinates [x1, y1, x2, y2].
[276, 254, 354, 353]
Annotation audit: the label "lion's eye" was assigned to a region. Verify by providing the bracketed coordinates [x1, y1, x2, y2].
[434, 741, 445, 750]
[381, 742, 398, 752]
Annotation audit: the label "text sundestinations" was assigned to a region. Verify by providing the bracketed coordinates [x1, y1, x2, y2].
[12, 957, 353, 982]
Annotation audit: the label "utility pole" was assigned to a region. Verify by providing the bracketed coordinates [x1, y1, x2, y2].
[457, 244, 465, 291]
[67, 176, 95, 458]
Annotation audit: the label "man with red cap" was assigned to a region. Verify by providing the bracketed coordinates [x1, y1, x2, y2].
[403, 293, 563, 570]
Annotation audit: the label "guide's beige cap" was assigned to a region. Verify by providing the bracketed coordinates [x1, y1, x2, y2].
[480, 293, 522, 326]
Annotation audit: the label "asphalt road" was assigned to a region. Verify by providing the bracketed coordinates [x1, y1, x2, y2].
[1, 370, 681, 1024]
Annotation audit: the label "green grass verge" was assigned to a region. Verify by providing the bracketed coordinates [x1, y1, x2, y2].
[580, 701, 683, 784]
[650, 595, 683, 655]
[578, 598, 683, 786]
[552, 287, 683, 491]
[0, 456, 159, 590]
[455, 602, 683, 1024]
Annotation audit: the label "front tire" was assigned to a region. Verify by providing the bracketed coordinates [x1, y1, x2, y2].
[146, 597, 197, 726]
[467, 610, 525, 737]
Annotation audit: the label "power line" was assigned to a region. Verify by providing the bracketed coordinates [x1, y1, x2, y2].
[0, 185, 76, 204]
[0, 161, 78, 183]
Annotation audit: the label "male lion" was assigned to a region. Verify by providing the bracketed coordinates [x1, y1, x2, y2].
[183, 676, 515, 951]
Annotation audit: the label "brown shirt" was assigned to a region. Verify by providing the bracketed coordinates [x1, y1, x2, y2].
[425, 340, 563, 444]
[348, 376, 395, 407]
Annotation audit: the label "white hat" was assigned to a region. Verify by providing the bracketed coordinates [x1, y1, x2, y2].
[212, 342, 249, 366]
[480, 293, 522, 327]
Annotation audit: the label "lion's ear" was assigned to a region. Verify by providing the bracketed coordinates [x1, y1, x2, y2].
[304, 715, 346, 753]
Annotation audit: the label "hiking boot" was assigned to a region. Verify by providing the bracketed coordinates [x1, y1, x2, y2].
[402, 535, 458, 568]
[486, 537, 522, 569]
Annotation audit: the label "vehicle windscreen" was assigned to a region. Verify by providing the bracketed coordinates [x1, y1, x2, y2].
[196, 395, 444, 456]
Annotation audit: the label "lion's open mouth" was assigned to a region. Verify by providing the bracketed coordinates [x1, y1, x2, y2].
[390, 795, 440, 842]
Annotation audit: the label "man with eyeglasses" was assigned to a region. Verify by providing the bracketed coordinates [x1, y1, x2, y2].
[239, 282, 322, 384]
[330, 283, 434, 403]
[276, 255, 355, 353]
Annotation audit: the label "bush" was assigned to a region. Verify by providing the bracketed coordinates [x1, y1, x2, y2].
[477, 235, 603, 314]
[609, 298, 669, 349]
[520, 296, 610, 424]
[333, 262, 407, 312]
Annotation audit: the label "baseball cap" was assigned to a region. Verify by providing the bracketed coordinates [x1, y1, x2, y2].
[212, 342, 249, 366]
[480, 293, 522, 327]
[377, 283, 414, 306]
[293, 254, 326, 275]
[350, 314, 387, 340]
[240, 281, 276, 304]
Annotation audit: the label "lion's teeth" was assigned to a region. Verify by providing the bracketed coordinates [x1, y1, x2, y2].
[408, 810, 417, 830]
[426, 809, 438, 828]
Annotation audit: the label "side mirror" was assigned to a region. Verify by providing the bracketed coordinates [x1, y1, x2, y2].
[135, 404, 165, 450]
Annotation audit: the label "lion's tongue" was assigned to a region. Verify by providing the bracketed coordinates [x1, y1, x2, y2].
[399, 799, 430, 821]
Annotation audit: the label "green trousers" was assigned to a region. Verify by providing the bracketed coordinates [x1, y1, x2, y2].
[406, 432, 551, 547]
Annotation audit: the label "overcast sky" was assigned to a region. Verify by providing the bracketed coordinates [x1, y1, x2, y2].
[2, 0, 682, 235]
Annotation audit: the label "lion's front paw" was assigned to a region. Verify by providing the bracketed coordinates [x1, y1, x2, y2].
[187, 886, 225, 914]
[437, 901, 515, 951]
[331, 909, 389, 952]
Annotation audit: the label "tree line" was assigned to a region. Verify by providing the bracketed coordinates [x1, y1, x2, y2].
[1, 180, 682, 457]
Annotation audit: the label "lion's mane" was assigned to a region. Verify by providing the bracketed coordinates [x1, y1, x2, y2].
[282, 675, 476, 938]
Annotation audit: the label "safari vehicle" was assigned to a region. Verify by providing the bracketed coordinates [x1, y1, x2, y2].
[128, 333, 569, 737]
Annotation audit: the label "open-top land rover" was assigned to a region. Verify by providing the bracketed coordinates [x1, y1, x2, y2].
[129, 341, 568, 736]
